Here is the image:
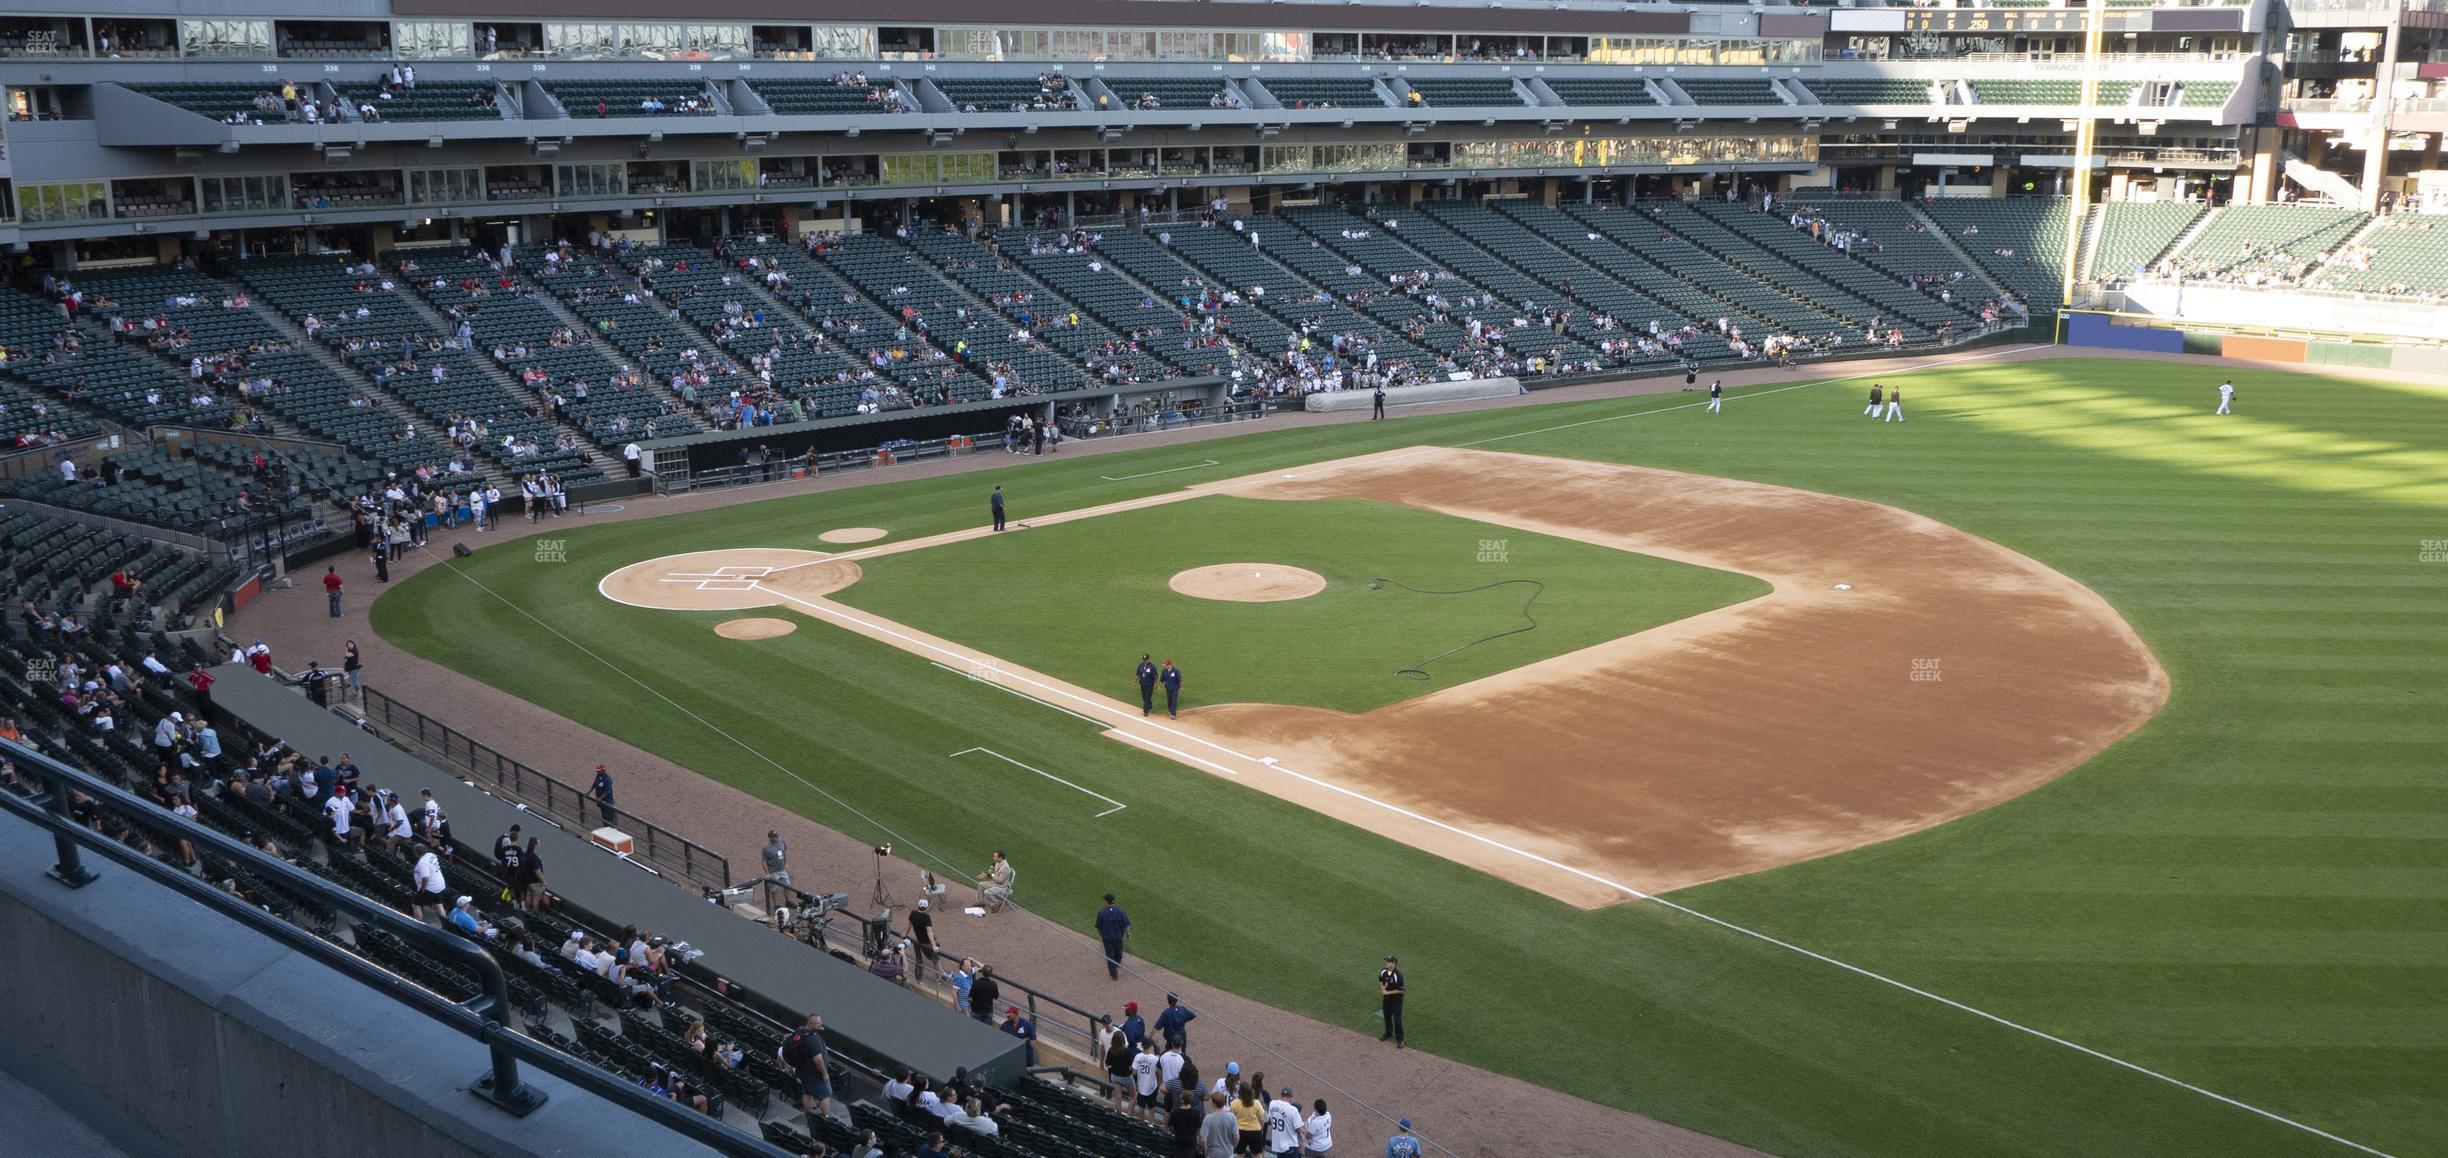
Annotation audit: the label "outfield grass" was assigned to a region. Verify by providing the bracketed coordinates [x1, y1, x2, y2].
[833, 494, 1766, 713]
[375, 358, 2448, 1157]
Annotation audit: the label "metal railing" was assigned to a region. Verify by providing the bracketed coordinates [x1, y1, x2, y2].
[358, 687, 731, 891]
[0, 739, 788, 1157]
[788, 903, 1113, 1072]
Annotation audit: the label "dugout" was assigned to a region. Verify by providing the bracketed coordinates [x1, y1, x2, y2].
[634, 376, 1227, 482]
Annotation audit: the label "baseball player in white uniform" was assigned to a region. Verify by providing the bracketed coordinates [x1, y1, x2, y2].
[1706, 380, 1723, 413]
[1882, 386, 1903, 423]
[2216, 379, 2234, 415]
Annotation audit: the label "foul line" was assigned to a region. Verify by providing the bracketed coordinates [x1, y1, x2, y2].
[423, 547, 1445, 1152]
[559, 341, 2376, 1157]
[926, 661, 1106, 727]
[743, 486, 2387, 1152]
[1100, 458, 1222, 482]
[951, 747, 1126, 817]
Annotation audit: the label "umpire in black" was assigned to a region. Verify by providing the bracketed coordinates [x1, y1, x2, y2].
[1135, 654, 1158, 717]
[1159, 659, 1182, 719]
[1378, 955, 1406, 1048]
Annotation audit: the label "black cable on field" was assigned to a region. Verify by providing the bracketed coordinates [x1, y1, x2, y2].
[1366, 577, 1546, 680]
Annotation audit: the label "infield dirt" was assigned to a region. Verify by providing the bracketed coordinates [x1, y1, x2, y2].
[1167, 563, 1329, 603]
[596, 447, 2167, 906]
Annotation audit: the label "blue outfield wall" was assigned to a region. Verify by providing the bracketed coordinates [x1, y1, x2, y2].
[2066, 312, 2187, 354]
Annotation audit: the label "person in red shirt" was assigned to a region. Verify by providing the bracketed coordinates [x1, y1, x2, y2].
[185, 665, 215, 711]
[323, 565, 344, 617]
[248, 643, 274, 677]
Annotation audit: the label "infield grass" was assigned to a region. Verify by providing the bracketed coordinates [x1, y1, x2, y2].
[833, 494, 1767, 714]
[376, 357, 2448, 1158]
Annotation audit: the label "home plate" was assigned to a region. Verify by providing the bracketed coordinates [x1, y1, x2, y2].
[1834, 583, 1853, 590]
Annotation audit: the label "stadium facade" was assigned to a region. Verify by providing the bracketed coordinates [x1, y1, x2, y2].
[3, 0, 2439, 263]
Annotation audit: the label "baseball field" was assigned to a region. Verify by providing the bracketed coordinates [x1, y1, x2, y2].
[373, 355, 2448, 1157]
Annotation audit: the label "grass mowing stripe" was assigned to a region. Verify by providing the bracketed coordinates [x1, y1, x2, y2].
[376, 359, 2443, 1157]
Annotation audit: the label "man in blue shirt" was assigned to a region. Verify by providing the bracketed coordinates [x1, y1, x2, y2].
[1120, 1001, 1146, 1050]
[589, 764, 616, 826]
[952, 959, 976, 1014]
[1155, 992, 1195, 1049]
[1384, 1117, 1421, 1158]
[1096, 893, 1132, 980]
[448, 896, 494, 939]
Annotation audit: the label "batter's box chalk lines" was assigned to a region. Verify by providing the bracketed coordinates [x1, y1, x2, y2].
[1100, 458, 1222, 482]
[659, 578, 762, 592]
[951, 747, 1126, 818]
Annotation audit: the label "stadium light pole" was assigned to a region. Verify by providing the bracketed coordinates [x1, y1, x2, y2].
[2059, 0, 2110, 338]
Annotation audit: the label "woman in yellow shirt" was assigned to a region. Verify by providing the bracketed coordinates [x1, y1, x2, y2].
[1232, 1082, 1265, 1154]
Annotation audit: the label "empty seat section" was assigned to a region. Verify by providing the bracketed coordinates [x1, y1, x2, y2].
[1406, 78, 1524, 106]
[1544, 79, 1660, 107]
[2089, 201, 2205, 279]
[1677, 78, 1783, 105]
[1257, 78, 1383, 108]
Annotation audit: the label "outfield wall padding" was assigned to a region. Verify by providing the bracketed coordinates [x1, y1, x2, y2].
[2220, 334, 2309, 363]
[2388, 347, 2448, 376]
[2181, 331, 2225, 356]
[2066, 312, 2186, 353]
[2308, 341, 2393, 369]
[1303, 377, 1522, 412]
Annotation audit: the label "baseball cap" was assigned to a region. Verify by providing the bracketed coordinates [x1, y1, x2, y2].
[1123, 1001, 1137, 1012]
[916, 899, 928, 910]
[1399, 1118, 1412, 1130]
[595, 763, 607, 771]
[1279, 1087, 1292, 1098]
[454, 896, 472, 906]
[1226, 1062, 1239, 1075]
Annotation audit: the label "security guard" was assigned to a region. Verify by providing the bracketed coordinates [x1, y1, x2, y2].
[1135, 654, 1158, 717]
[1159, 659, 1183, 719]
[1378, 955, 1406, 1048]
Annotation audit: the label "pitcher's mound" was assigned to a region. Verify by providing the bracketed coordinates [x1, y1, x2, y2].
[819, 527, 888, 544]
[716, 617, 798, 640]
[600, 549, 862, 611]
[1170, 563, 1326, 603]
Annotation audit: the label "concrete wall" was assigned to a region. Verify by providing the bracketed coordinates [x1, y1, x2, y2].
[2123, 282, 2448, 343]
[0, 808, 721, 1158]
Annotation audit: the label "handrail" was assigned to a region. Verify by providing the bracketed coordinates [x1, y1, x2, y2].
[358, 686, 731, 891]
[794, 903, 1113, 1071]
[0, 738, 790, 1157]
